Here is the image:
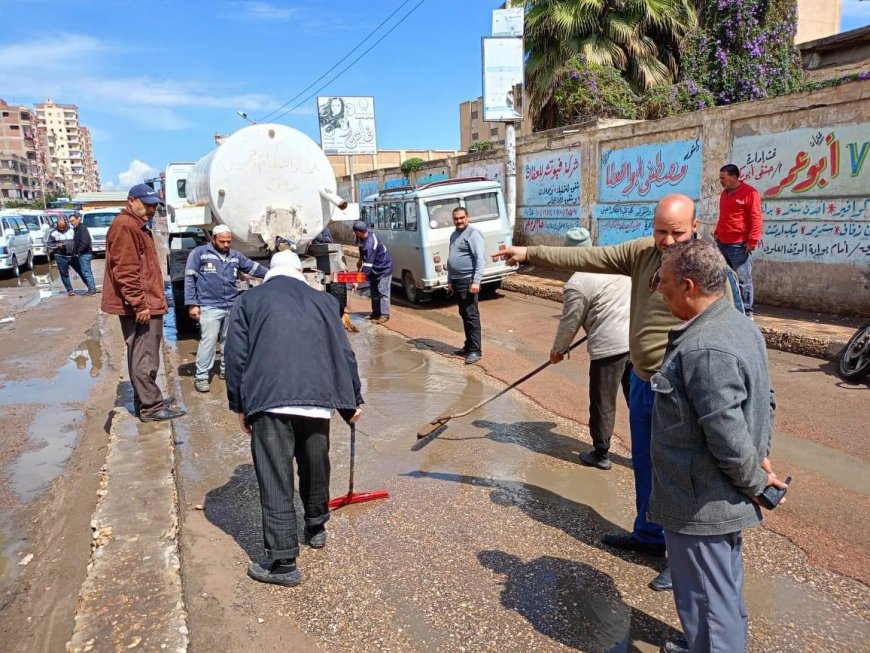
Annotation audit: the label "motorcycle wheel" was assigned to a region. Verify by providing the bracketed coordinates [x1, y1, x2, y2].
[838, 322, 870, 382]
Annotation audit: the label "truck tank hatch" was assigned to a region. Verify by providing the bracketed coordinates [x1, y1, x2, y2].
[250, 206, 310, 250]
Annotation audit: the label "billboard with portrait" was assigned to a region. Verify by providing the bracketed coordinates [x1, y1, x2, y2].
[316, 96, 377, 155]
[482, 37, 524, 122]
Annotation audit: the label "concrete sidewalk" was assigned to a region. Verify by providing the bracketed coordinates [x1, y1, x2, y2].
[501, 266, 864, 361]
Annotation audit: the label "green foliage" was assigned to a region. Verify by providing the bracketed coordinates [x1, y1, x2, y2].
[468, 140, 494, 153]
[803, 71, 870, 92]
[400, 158, 425, 176]
[640, 80, 716, 120]
[525, 0, 696, 129]
[1, 199, 30, 208]
[551, 59, 639, 127]
[681, 0, 803, 105]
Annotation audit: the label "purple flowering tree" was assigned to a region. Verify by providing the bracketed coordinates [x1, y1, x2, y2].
[682, 0, 803, 104]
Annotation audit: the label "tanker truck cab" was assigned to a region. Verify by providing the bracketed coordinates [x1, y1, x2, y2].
[366, 178, 517, 303]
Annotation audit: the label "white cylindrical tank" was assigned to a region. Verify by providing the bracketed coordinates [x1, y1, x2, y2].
[186, 123, 339, 256]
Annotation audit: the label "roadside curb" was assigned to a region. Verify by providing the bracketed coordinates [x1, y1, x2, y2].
[67, 363, 188, 652]
[503, 275, 847, 361]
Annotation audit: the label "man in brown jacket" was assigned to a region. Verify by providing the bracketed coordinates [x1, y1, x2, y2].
[102, 184, 185, 422]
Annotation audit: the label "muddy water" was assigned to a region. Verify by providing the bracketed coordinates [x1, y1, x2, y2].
[180, 318, 869, 652]
[0, 333, 103, 587]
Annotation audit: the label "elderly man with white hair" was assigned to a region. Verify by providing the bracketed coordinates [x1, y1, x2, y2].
[184, 225, 268, 393]
[224, 250, 364, 588]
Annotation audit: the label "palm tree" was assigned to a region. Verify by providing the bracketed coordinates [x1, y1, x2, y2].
[525, 0, 696, 129]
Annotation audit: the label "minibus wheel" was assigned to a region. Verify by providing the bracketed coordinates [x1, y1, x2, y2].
[403, 270, 422, 304]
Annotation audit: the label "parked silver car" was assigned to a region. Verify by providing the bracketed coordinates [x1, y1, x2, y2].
[0, 214, 34, 277]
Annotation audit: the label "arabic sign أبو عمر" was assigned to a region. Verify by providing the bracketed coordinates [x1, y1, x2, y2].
[482, 37, 524, 122]
[599, 138, 703, 202]
[317, 96, 377, 156]
[731, 123, 870, 198]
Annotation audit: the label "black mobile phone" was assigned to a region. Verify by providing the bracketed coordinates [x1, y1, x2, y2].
[758, 475, 792, 510]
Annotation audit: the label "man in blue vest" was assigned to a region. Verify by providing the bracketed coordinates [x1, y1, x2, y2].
[185, 225, 267, 393]
[352, 220, 392, 324]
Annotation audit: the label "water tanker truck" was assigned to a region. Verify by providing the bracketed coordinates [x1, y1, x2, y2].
[164, 123, 361, 332]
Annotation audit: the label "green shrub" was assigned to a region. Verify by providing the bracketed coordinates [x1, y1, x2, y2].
[400, 158, 425, 176]
[641, 80, 716, 119]
[552, 58, 639, 126]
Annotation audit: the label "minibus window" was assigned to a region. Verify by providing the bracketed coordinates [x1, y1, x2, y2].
[405, 202, 417, 231]
[388, 202, 404, 231]
[425, 198, 461, 229]
[465, 193, 500, 223]
[376, 204, 388, 230]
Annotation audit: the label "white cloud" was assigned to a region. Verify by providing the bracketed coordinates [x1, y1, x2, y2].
[102, 160, 157, 191]
[225, 1, 302, 21]
[0, 33, 279, 130]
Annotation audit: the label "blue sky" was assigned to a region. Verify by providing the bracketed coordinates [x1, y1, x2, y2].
[0, 0, 868, 191]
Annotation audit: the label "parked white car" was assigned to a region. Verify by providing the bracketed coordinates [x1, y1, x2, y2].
[82, 207, 122, 256]
[16, 211, 56, 262]
[0, 214, 34, 277]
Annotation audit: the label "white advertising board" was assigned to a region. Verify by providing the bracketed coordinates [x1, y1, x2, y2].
[316, 96, 377, 155]
[492, 8, 524, 36]
[482, 37, 524, 122]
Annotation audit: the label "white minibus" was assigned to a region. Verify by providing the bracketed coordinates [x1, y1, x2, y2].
[361, 178, 516, 303]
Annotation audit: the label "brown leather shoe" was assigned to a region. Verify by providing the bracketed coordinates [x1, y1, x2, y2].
[373, 316, 390, 324]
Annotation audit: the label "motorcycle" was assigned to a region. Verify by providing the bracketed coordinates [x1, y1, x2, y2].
[838, 321, 870, 382]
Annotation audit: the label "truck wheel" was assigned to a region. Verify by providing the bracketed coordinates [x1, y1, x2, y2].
[328, 282, 348, 316]
[172, 281, 197, 335]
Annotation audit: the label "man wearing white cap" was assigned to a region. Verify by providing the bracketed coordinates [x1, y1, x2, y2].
[224, 250, 363, 588]
[550, 227, 631, 471]
[185, 225, 267, 393]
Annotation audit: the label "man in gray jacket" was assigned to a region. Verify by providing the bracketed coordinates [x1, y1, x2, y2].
[550, 227, 631, 470]
[650, 239, 787, 653]
[447, 206, 486, 365]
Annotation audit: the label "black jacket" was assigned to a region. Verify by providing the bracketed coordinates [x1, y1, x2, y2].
[72, 223, 93, 256]
[224, 275, 363, 416]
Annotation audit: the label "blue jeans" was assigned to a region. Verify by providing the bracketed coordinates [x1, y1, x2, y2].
[55, 254, 84, 293]
[195, 306, 230, 380]
[78, 252, 97, 292]
[717, 243, 753, 315]
[629, 370, 665, 544]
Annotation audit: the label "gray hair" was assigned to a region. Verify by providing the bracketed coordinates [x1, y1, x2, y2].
[662, 239, 727, 296]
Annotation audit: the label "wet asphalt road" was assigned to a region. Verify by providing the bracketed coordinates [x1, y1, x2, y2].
[172, 285, 869, 653]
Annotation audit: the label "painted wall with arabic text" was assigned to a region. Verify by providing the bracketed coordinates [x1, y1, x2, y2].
[594, 137, 703, 245]
[517, 149, 582, 240]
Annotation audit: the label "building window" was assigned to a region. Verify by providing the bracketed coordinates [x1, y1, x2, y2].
[471, 132, 479, 141]
[10, 125, 19, 130]
[471, 110, 478, 119]
[471, 118, 478, 129]
[490, 127, 499, 136]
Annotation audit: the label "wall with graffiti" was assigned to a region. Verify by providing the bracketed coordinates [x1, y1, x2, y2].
[518, 149, 581, 237]
[593, 137, 703, 245]
[731, 123, 870, 266]
[457, 160, 504, 187]
[383, 175, 410, 190]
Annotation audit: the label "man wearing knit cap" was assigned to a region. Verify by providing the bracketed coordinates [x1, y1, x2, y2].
[185, 225, 268, 393]
[224, 249, 364, 588]
[352, 220, 392, 323]
[550, 227, 631, 471]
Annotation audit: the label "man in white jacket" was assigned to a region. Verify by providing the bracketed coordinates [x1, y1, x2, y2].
[550, 227, 631, 470]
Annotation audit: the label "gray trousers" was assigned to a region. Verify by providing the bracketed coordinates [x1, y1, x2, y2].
[588, 352, 631, 451]
[370, 274, 391, 317]
[250, 412, 331, 561]
[665, 529, 748, 653]
[120, 315, 165, 417]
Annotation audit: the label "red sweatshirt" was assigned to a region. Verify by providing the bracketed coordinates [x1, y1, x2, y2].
[715, 182, 763, 248]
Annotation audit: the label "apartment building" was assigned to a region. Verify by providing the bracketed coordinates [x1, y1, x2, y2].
[36, 99, 100, 195]
[458, 95, 533, 152]
[80, 127, 101, 192]
[796, 0, 842, 44]
[0, 100, 45, 202]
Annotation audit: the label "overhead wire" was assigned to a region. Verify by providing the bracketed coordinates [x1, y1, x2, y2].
[270, 0, 426, 124]
[254, 0, 415, 123]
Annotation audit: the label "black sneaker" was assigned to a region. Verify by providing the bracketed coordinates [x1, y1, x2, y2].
[649, 566, 673, 591]
[306, 526, 327, 549]
[579, 449, 612, 470]
[140, 407, 186, 422]
[464, 351, 482, 365]
[247, 559, 301, 587]
[660, 637, 689, 653]
[453, 348, 469, 356]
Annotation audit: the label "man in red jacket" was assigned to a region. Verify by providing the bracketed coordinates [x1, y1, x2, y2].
[102, 184, 185, 422]
[714, 164, 763, 318]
